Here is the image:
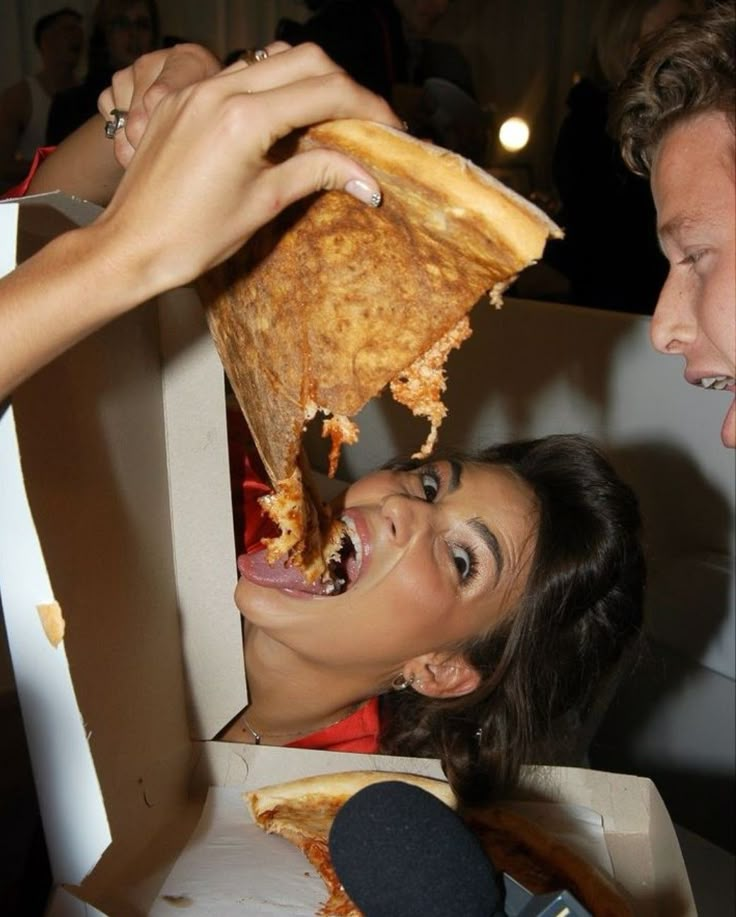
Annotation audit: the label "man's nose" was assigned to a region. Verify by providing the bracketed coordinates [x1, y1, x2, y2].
[650, 274, 697, 355]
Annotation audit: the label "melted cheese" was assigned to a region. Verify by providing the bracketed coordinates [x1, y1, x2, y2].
[254, 796, 360, 917]
[390, 315, 472, 457]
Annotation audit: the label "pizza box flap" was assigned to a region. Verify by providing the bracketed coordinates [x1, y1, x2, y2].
[1, 195, 246, 889]
[68, 744, 696, 916]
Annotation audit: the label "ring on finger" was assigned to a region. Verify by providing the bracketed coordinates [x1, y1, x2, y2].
[239, 48, 269, 66]
[104, 108, 128, 139]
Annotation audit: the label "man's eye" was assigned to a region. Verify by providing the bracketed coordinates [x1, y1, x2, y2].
[451, 545, 477, 582]
[680, 249, 707, 267]
[420, 470, 440, 502]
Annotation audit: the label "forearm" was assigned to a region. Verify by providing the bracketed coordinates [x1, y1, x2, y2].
[27, 116, 123, 205]
[1, 42, 400, 401]
[0, 219, 152, 399]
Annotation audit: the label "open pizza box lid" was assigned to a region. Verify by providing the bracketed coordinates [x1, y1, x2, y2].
[0, 193, 697, 915]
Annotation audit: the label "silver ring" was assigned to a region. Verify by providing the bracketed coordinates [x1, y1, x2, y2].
[240, 48, 269, 66]
[104, 108, 128, 139]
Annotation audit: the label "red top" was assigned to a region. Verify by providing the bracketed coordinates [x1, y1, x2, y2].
[8, 150, 382, 755]
[286, 697, 381, 753]
[3, 146, 55, 198]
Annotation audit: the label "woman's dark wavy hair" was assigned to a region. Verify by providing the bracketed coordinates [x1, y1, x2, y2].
[611, 2, 735, 177]
[378, 434, 645, 807]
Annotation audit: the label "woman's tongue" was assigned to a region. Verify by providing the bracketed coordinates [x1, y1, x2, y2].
[237, 548, 328, 595]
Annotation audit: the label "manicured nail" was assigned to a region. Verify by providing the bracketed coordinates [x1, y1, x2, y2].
[345, 179, 382, 207]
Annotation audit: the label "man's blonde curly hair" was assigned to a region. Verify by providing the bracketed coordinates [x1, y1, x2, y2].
[611, 2, 735, 177]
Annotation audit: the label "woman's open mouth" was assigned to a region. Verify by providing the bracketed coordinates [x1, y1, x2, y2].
[323, 515, 363, 595]
[238, 513, 365, 597]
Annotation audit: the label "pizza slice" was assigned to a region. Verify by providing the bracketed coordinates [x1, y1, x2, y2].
[463, 805, 635, 917]
[245, 770, 634, 917]
[198, 120, 561, 586]
[245, 770, 455, 917]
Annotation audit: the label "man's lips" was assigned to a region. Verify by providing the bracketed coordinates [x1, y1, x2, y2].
[686, 371, 736, 390]
[685, 372, 736, 448]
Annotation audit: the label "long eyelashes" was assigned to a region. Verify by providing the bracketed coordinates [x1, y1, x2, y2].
[451, 543, 480, 584]
[419, 465, 440, 501]
[415, 464, 479, 587]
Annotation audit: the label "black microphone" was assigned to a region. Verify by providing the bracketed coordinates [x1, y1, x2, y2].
[328, 780, 506, 917]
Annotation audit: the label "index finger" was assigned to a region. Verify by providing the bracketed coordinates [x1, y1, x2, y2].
[137, 43, 221, 114]
[129, 44, 221, 141]
[236, 70, 403, 149]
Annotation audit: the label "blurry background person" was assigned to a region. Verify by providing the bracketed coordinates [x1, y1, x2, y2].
[545, 0, 699, 314]
[276, 0, 489, 163]
[0, 8, 83, 192]
[276, 0, 408, 102]
[46, 0, 160, 144]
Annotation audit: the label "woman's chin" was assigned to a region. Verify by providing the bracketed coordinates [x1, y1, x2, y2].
[234, 577, 332, 628]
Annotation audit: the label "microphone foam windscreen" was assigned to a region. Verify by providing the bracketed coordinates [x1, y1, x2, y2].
[328, 780, 504, 917]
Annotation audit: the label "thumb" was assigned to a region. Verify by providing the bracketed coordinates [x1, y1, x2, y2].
[265, 148, 383, 212]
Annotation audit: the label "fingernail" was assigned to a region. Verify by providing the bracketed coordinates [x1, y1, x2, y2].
[344, 179, 382, 207]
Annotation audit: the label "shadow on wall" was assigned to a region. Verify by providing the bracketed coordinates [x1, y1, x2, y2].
[611, 441, 734, 668]
[595, 443, 734, 853]
[591, 637, 736, 852]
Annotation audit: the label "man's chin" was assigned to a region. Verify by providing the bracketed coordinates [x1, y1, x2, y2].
[722, 396, 735, 448]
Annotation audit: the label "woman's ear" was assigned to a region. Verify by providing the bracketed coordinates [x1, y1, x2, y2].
[407, 652, 480, 699]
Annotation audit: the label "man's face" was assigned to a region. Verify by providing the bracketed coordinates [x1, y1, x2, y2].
[394, 0, 450, 37]
[651, 111, 736, 448]
[105, 2, 155, 70]
[40, 14, 84, 68]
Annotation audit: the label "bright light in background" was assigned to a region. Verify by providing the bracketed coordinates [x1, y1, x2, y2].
[498, 117, 530, 152]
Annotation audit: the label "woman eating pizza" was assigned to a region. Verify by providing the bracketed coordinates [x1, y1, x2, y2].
[223, 432, 644, 805]
[3, 41, 644, 809]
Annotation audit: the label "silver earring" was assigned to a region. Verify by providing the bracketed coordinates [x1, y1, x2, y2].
[391, 673, 415, 691]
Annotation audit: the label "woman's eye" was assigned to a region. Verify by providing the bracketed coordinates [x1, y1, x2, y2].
[420, 470, 440, 502]
[451, 545, 475, 582]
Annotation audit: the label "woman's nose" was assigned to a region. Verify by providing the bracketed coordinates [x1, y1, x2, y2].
[381, 493, 430, 545]
[650, 274, 697, 355]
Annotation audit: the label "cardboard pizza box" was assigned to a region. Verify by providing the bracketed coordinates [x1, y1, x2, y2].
[0, 193, 705, 916]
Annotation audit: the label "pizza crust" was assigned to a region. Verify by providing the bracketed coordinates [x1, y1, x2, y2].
[247, 768, 456, 817]
[465, 805, 634, 917]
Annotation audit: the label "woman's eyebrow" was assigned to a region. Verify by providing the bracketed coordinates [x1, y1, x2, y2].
[447, 459, 462, 492]
[470, 517, 504, 583]
[447, 460, 504, 581]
